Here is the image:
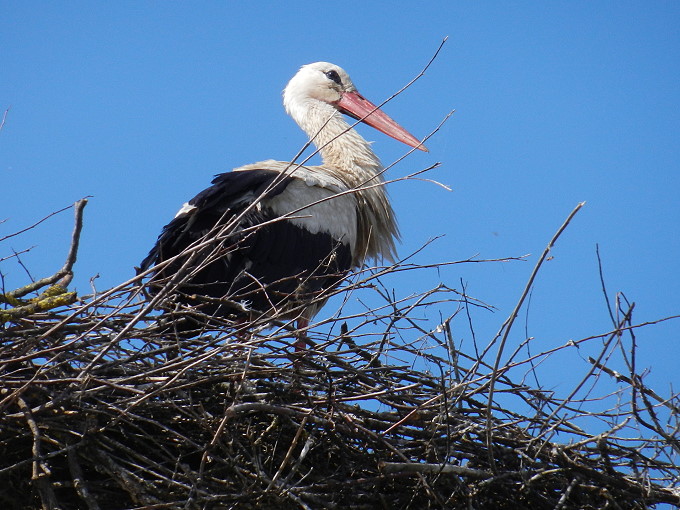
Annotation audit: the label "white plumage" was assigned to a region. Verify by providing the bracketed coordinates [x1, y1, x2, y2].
[141, 62, 426, 342]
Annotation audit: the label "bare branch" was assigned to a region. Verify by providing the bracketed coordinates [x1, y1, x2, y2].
[0, 106, 9, 132]
[3, 198, 88, 299]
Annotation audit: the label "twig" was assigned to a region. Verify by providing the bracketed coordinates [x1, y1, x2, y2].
[17, 396, 58, 510]
[588, 356, 680, 414]
[4, 198, 88, 300]
[596, 244, 617, 327]
[67, 448, 102, 510]
[0, 106, 9, 132]
[484, 202, 585, 470]
[380, 461, 492, 479]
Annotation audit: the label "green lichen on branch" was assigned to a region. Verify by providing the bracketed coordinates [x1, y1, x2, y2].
[1, 284, 77, 324]
[1, 198, 87, 325]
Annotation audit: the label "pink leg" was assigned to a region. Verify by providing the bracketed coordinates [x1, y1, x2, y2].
[294, 317, 309, 352]
[233, 316, 249, 342]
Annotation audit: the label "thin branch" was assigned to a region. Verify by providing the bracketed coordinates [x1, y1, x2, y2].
[4, 198, 88, 299]
[484, 202, 586, 471]
[0, 106, 9, 132]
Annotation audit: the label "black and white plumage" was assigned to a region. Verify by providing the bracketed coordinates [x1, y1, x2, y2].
[140, 62, 426, 339]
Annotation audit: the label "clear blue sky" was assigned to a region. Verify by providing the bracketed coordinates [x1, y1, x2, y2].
[2, 3, 679, 398]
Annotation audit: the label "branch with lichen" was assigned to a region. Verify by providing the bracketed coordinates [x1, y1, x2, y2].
[1, 196, 678, 509]
[0, 286, 77, 323]
[1, 198, 87, 324]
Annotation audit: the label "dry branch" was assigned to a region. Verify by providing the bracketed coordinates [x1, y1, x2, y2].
[1, 199, 88, 325]
[1, 200, 678, 509]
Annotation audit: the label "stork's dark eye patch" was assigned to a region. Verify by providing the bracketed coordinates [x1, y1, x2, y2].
[324, 70, 342, 85]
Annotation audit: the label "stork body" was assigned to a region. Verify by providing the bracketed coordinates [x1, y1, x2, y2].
[141, 62, 425, 338]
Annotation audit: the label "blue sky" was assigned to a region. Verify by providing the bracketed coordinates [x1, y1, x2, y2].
[2, 3, 679, 400]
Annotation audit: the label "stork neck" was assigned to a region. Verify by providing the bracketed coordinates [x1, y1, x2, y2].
[288, 99, 399, 263]
[297, 102, 384, 186]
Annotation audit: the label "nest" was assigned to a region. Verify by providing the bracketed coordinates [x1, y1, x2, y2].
[1, 200, 679, 509]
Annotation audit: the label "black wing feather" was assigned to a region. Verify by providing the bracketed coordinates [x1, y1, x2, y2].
[140, 169, 352, 320]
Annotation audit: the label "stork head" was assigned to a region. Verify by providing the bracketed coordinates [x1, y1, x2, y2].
[283, 62, 427, 152]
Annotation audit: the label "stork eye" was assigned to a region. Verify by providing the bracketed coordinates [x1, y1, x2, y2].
[324, 70, 342, 85]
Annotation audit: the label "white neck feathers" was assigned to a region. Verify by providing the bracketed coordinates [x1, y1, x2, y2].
[284, 93, 399, 264]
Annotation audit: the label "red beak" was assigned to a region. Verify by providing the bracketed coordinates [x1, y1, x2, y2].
[335, 91, 428, 152]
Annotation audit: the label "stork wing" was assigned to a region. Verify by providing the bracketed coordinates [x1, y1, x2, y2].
[140, 167, 354, 319]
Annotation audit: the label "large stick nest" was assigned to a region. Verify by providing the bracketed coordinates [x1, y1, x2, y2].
[1, 201, 679, 509]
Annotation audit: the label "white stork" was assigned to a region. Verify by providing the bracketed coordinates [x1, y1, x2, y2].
[141, 62, 426, 344]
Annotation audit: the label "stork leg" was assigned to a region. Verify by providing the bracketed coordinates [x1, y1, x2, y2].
[233, 316, 249, 338]
[294, 317, 309, 352]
